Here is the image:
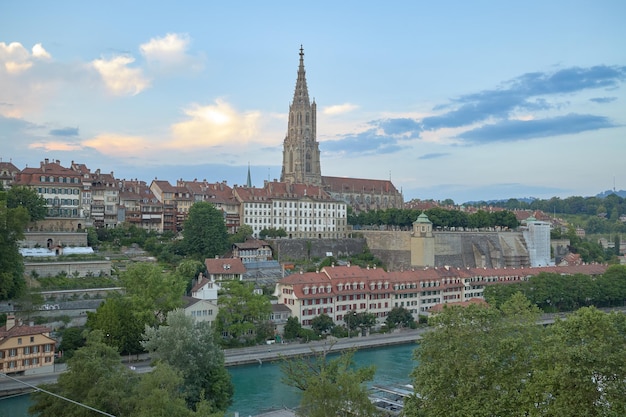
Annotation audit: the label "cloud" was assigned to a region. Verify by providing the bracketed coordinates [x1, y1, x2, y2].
[590, 97, 617, 104]
[139, 33, 203, 72]
[418, 153, 449, 160]
[31, 43, 51, 60]
[321, 128, 406, 155]
[82, 133, 153, 156]
[169, 99, 262, 148]
[422, 65, 626, 131]
[91, 55, 150, 95]
[49, 127, 79, 136]
[323, 103, 359, 115]
[28, 141, 83, 152]
[458, 113, 615, 144]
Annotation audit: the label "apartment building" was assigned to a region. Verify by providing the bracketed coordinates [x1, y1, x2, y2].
[15, 159, 86, 231]
[0, 161, 19, 189]
[0, 316, 56, 375]
[177, 180, 240, 233]
[233, 181, 347, 239]
[274, 263, 608, 327]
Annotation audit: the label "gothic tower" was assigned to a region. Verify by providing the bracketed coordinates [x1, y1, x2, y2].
[280, 46, 322, 185]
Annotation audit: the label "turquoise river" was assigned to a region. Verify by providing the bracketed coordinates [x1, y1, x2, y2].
[0, 342, 418, 417]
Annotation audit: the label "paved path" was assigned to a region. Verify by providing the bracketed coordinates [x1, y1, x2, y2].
[223, 328, 424, 366]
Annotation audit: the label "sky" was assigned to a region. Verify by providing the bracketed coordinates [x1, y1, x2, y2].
[1, 1, 625, 204]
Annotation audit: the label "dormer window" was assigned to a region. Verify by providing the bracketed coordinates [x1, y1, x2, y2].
[303, 287, 309, 295]
[337, 283, 343, 291]
[312, 286, 317, 294]
[384, 282, 389, 289]
[345, 283, 351, 290]
[377, 282, 382, 289]
[360, 282, 365, 289]
[326, 285, 332, 293]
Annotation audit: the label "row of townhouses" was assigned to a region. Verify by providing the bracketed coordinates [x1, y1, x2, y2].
[2, 159, 348, 239]
[273, 263, 608, 327]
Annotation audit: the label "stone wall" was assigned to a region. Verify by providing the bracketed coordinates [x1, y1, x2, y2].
[24, 260, 112, 278]
[20, 232, 88, 248]
[270, 238, 367, 262]
[359, 230, 530, 269]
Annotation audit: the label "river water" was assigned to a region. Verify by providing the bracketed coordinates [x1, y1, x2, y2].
[0, 343, 418, 417]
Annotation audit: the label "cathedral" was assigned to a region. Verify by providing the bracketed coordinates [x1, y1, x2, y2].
[280, 46, 403, 213]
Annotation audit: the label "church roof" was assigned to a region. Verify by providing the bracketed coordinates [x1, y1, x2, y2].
[322, 176, 400, 195]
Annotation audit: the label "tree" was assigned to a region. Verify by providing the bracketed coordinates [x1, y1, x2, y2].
[311, 313, 335, 335]
[283, 316, 302, 340]
[132, 363, 198, 417]
[385, 306, 415, 329]
[215, 280, 272, 346]
[228, 224, 253, 245]
[0, 194, 29, 300]
[30, 330, 138, 417]
[408, 293, 542, 417]
[183, 201, 229, 260]
[281, 347, 378, 417]
[57, 327, 86, 361]
[120, 262, 186, 325]
[6, 185, 47, 221]
[86, 295, 145, 355]
[526, 307, 626, 416]
[142, 309, 234, 412]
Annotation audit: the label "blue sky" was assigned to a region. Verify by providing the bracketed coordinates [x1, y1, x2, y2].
[1, 1, 625, 203]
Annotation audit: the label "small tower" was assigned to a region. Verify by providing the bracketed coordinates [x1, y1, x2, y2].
[411, 213, 435, 267]
[280, 46, 322, 185]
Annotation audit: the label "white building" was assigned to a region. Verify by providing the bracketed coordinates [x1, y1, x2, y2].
[523, 216, 553, 267]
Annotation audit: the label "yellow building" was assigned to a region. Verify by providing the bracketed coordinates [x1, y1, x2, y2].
[0, 316, 56, 375]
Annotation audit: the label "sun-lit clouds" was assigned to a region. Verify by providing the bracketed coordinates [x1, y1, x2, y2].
[0, 41, 51, 74]
[31, 43, 51, 60]
[91, 55, 150, 96]
[169, 99, 262, 149]
[322, 103, 359, 115]
[27, 141, 83, 152]
[82, 133, 153, 157]
[139, 33, 203, 73]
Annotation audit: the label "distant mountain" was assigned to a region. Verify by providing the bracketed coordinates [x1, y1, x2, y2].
[596, 189, 626, 198]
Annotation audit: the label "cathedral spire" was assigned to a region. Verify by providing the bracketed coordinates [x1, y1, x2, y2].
[280, 46, 321, 186]
[246, 162, 252, 188]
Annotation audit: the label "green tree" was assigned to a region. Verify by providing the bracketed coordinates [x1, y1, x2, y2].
[57, 327, 86, 361]
[142, 309, 234, 412]
[132, 363, 199, 417]
[310, 313, 335, 335]
[215, 280, 272, 346]
[0, 195, 29, 300]
[526, 307, 626, 416]
[183, 201, 229, 260]
[283, 316, 302, 340]
[385, 306, 415, 329]
[281, 347, 378, 417]
[29, 330, 137, 417]
[120, 262, 186, 325]
[6, 185, 47, 221]
[408, 293, 542, 417]
[86, 295, 144, 355]
[229, 224, 253, 245]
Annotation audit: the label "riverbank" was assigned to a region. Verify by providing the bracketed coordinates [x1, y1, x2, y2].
[0, 328, 424, 398]
[223, 328, 424, 366]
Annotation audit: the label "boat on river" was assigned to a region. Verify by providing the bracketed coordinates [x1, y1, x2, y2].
[369, 384, 413, 415]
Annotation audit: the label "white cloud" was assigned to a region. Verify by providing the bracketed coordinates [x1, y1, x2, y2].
[31, 43, 51, 60]
[169, 99, 262, 148]
[91, 55, 150, 96]
[323, 103, 359, 115]
[1, 42, 35, 74]
[140, 33, 189, 63]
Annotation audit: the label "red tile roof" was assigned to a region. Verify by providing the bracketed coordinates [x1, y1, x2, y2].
[204, 257, 247, 275]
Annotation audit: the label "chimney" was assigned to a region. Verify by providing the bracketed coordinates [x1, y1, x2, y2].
[5, 315, 16, 330]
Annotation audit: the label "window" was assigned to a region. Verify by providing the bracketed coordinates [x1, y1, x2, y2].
[30, 336, 35, 343]
[23, 346, 30, 355]
[17, 338, 22, 345]
[9, 348, 17, 357]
